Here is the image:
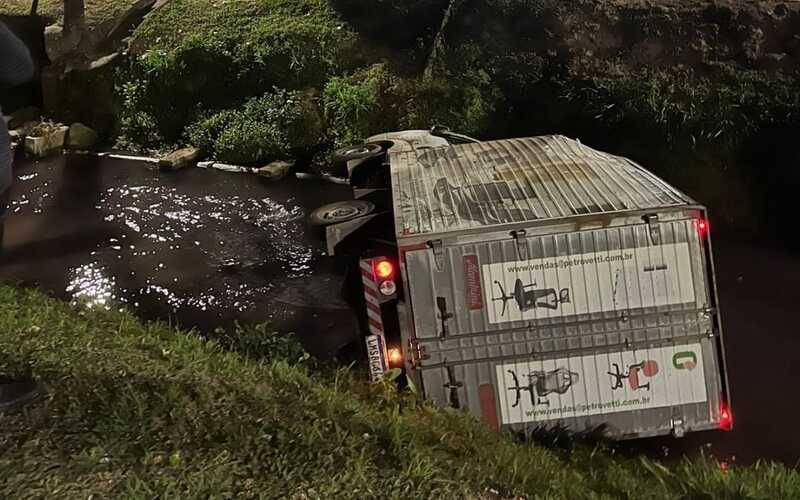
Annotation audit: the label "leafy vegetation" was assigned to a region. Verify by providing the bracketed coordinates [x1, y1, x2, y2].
[116, 0, 363, 152]
[1, 285, 799, 498]
[4, 0, 799, 233]
[187, 89, 325, 165]
[322, 62, 501, 148]
[114, 0, 800, 159]
[562, 62, 800, 149]
[322, 64, 394, 148]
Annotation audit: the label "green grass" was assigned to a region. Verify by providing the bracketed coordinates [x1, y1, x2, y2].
[129, 0, 359, 73]
[0, 285, 798, 498]
[560, 61, 800, 149]
[115, 0, 363, 151]
[1, 0, 137, 27]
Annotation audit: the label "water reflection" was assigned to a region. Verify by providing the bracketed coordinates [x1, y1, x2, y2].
[66, 262, 116, 308]
[3, 155, 358, 360]
[59, 181, 316, 314]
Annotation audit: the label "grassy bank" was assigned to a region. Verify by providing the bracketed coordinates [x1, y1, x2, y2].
[117, 0, 800, 157]
[0, 285, 798, 498]
[2, 0, 136, 26]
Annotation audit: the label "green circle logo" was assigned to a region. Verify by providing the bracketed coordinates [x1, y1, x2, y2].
[672, 351, 697, 370]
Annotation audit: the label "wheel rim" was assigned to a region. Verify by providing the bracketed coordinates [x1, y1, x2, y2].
[320, 202, 372, 222]
[344, 146, 372, 156]
[337, 143, 381, 159]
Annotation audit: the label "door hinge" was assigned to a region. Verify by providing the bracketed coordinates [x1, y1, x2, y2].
[510, 229, 528, 260]
[643, 214, 661, 245]
[436, 296, 454, 339]
[671, 416, 686, 438]
[443, 365, 463, 409]
[428, 239, 444, 271]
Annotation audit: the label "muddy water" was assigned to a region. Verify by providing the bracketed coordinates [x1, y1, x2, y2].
[0, 154, 360, 357]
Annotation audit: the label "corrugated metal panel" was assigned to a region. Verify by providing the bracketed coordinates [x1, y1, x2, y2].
[404, 217, 724, 437]
[391, 135, 692, 239]
[417, 339, 721, 438]
[406, 218, 709, 339]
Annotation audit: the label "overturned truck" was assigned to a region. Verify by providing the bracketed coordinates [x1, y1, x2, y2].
[312, 130, 732, 439]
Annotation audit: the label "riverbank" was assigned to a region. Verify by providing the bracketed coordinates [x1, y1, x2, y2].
[2, 0, 796, 243]
[1, 284, 798, 498]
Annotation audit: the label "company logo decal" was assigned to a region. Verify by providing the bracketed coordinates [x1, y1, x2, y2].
[673, 351, 698, 370]
[463, 255, 483, 310]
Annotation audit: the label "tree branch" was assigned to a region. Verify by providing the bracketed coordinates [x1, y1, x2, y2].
[423, 0, 463, 81]
[63, 0, 86, 35]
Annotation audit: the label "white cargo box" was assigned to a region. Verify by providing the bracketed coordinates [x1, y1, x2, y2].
[372, 131, 730, 439]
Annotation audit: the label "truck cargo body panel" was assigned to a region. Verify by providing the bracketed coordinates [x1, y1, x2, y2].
[401, 213, 724, 438]
[364, 131, 729, 439]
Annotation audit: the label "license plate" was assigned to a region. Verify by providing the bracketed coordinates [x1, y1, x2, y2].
[365, 334, 388, 382]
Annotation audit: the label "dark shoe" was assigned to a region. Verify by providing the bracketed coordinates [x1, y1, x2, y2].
[0, 379, 40, 411]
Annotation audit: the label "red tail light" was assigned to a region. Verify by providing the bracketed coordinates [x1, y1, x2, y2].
[374, 259, 394, 279]
[697, 218, 709, 238]
[719, 402, 733, 431]
[373, 258, 397, 296]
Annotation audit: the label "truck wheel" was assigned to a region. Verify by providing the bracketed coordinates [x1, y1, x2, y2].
[333, 143, 384, 163]
[308, 200, 375, 227]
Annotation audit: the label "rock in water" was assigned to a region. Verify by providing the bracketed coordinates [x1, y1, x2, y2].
[66, 123, 99, 150]
[159, 147, 200, 170]
[255, 160, 293, 181]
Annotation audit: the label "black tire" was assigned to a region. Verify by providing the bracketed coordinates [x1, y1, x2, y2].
[333, 143, 384, 164]
[308, 200, 376, 227]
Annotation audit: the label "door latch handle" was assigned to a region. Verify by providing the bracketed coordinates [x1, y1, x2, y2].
[436, 296, 453, 338]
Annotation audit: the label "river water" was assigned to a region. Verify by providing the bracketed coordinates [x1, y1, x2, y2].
[1, 153, 798, 467]
[0, 153, 360, 358]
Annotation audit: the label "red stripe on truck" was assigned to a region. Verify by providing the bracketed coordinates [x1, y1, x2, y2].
[368, 318, 384, 332]
[463, 254, 483, 310]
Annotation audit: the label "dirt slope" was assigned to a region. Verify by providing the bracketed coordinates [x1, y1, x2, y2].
[553, 0, 800, 74]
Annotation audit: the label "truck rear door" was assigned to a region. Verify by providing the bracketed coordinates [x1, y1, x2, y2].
[402, 213, 728, 438]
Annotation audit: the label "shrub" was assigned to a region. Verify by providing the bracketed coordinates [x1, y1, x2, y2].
[118, 0, 362, 149]
[187, 89, 325, 165]
[562, 61, 800, 148]
[116, 45, 237, 149]
[323, 63, 398, 147]
[397, 70, 502, 136]
[322, 61, 501, 146]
